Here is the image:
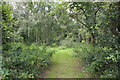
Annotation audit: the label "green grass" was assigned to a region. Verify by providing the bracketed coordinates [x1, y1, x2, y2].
[42, 47, 90, 78]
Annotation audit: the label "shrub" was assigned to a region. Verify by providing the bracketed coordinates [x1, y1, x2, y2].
[51, 43, 58, 47]
[60, 39, 75, 48]
[2, 42, 55, 78]
[74, 42, 119, 78]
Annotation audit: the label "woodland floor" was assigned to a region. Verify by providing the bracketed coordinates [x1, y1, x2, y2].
[41, 47, 90, 78]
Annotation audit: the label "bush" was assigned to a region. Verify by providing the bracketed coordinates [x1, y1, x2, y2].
[51, 43, 58, 47]
[2, 42, 55, 78]
[60, 39, 75, 48]
[74, 42, 119, 78]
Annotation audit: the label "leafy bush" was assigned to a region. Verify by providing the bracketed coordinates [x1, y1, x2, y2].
[60, 39, 75, 48]
[74, 41, 119, 78]
[2, 42, 55, 78]
[51, 43, 58, 47]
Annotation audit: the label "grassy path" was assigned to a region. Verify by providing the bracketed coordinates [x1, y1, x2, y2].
[42, 47, 90, 78]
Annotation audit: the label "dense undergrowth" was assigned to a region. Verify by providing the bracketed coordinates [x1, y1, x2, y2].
[74, 41, 120, 78]
[1, 43, 55, 78]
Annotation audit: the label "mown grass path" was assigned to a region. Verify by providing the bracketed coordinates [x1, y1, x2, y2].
[42, 47, 90, 78]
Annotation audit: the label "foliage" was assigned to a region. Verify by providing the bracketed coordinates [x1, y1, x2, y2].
[2, 43, 55, 78]
[74, 40, 119, 78]
[70, 2, 120, 78]
[60, 38, 75, 48]
[1, 3, 16, 43]
[1, 1, 120, 78]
